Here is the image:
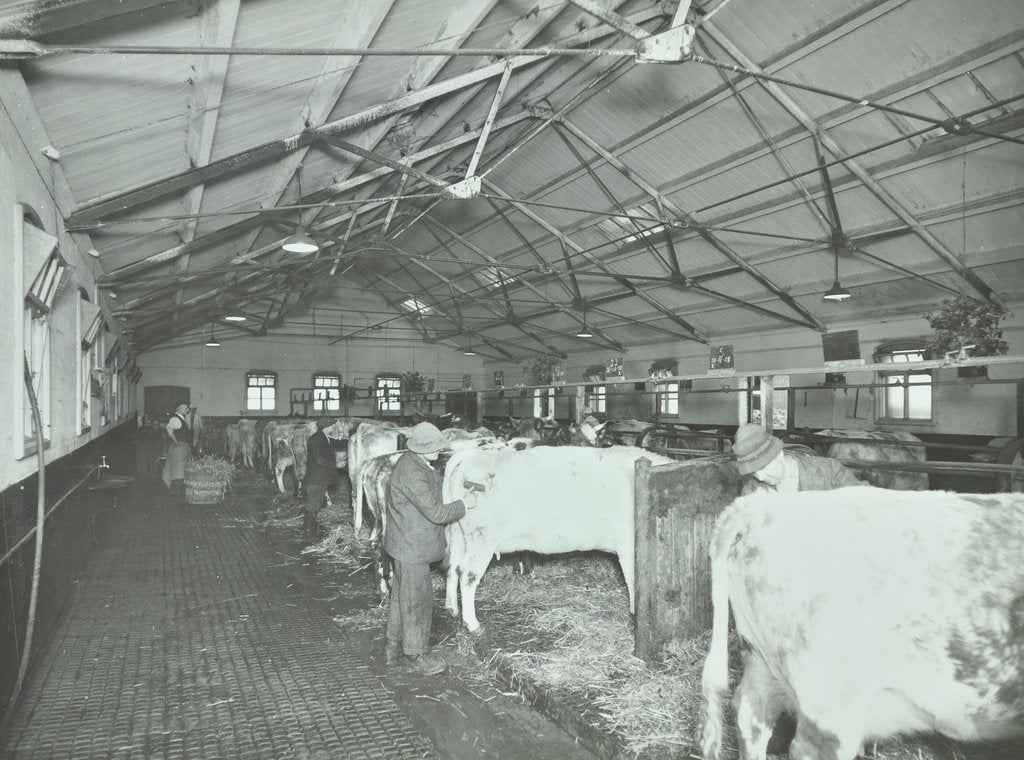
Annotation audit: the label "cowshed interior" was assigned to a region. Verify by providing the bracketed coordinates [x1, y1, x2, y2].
[1, 0, 1023, 758]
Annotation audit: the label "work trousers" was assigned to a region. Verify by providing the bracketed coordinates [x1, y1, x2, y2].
[304, 483, 328, 515]
[385, 558, 433, 657]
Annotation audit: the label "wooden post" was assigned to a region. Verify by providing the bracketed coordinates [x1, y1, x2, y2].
[634, 456, 742, 662]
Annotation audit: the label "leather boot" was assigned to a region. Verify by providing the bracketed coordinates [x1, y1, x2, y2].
[302, 510, 318, 546]
[384, 640, 402, 665]
[404, 652, 447, 676]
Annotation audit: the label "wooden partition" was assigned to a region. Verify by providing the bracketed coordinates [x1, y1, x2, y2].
[633, 456, 742, 662]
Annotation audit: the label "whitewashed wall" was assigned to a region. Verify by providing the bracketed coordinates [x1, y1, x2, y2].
[136, 334, 485, 417]
[0, 101, 134, 490]
[481, 310, 1024, 437]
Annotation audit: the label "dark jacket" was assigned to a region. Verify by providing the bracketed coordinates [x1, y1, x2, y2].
[304, 431, 336, 487]
[385, 451, 465, 563]
[741, 452, 864, 495]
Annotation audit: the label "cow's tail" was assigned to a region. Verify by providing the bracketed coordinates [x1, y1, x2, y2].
[700, 526, 731, 760]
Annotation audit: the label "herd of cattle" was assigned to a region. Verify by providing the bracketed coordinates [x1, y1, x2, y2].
[220, 414, 1023, 758]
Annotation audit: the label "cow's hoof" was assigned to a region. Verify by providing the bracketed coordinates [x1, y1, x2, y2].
[467, 625, 486, 638]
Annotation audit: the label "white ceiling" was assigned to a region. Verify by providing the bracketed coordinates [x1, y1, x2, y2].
[2, 0, 1022, 360]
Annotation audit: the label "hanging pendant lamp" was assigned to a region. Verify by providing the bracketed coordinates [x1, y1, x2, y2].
[205, 325, 221, 347]
[822, 244, 851, 302]
[282, 166, 319, 254]
[575, 303, 593, 338]
[463, 337, 477, 356]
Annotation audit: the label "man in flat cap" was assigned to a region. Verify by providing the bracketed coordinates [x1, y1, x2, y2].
[384, 421, 467, 676]
[732, 422, 862, 495]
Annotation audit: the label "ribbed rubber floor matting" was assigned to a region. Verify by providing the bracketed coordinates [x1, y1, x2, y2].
[2, 492, 436, 759]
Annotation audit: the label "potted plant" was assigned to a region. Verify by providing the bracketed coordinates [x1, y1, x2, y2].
[923, 295, 1009, 377]
[401, 371, 426, 394]
[184, 455, 236, 504]
[523, 354, 560, 385]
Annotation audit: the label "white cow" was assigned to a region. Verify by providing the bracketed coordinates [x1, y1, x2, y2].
[441, 446, 674, 632]
[238, 419, 259, 468]
[701, 487, 1024, 760]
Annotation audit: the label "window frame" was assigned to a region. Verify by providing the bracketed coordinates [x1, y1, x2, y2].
[874, 342, 933, 422]
[533, 387, 555, 418]
[312, 372, 341, 413]
[245, 370, 278, 412]
[584, 384, 606, 413]
[655, 381, 679, 417]
[375, 374, 402, 415]
[18, 207, 57, 455]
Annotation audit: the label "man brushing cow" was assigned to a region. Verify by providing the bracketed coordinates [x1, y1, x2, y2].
[383, 422, 468, 676]
[732, 422, 862, 494]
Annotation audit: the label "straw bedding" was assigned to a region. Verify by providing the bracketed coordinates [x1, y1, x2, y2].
[247, 471, 1016, 760]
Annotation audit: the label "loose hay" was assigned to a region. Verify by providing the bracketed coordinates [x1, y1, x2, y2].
[236, 469, 1016, 760]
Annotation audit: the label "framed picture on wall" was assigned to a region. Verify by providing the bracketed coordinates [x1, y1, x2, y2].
[493, 371, 504, 387]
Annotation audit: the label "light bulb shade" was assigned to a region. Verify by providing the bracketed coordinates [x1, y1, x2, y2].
[575, 325, 593, 338]
[281, 227, 319, 253]
[205, 337, 221, 347]
[223, 315, 246, 322]
[822, 280, 852, 302]
[464, 348, 476, 356]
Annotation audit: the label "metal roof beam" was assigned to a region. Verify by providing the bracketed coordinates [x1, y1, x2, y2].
[423, 216, 624, 352]
[483, 180, 709, 344]
[700, 19, 1005, 309]
[0, 0, 176, 37]
[551, 116, 828, 331]
[65, 3, 667, 226]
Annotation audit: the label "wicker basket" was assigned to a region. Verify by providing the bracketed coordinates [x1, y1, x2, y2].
[184, 478, 228, 504]
[184, 455, 235, 505]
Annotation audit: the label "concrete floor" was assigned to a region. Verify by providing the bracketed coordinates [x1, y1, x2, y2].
[0, 480, 596, 759]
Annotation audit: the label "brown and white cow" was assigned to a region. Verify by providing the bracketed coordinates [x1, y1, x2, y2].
[224, 422, 241, 464]
[441, 446, 674, 632]
[348, 422, 409, 535]
[264, 417, 363, 493]
[701, 487, 1024, 760]
[816, 429, 928, 490]
[238, 418, 259, 469]
[264, 420, 317, 494]
[348, 422, 491, 535]
[358, 435, 519, 597]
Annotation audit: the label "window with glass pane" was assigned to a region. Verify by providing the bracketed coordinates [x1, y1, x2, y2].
[246, 372, 276, 411]
[313, 373, 341, 412]
[533, 387, 554, 418]
[376, 376, 401, 413]
[877, 347, 931, 420]
[585, 385, 606, 413]
[656, 382, 678, 415]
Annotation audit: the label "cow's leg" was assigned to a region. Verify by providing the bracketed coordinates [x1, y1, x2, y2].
[458, 545, 493, 633]
[732, 652, 789, 760]
[275, 460, 288, 493]
[444, 528, 465, 618]
[618, 540, 637, 614]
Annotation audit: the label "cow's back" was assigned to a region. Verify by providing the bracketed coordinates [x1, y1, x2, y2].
[448, 446, 672, 554]
[820, 429, 928, 490]
[715, 487, 1024, 744]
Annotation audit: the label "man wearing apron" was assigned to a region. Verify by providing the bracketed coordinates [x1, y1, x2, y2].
[162, 402, 193, 502]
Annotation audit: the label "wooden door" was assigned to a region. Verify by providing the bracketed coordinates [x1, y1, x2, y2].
[144, 385, 190, 422]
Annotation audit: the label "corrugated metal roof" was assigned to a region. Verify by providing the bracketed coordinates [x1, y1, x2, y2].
[5, 0, 1020, 355]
